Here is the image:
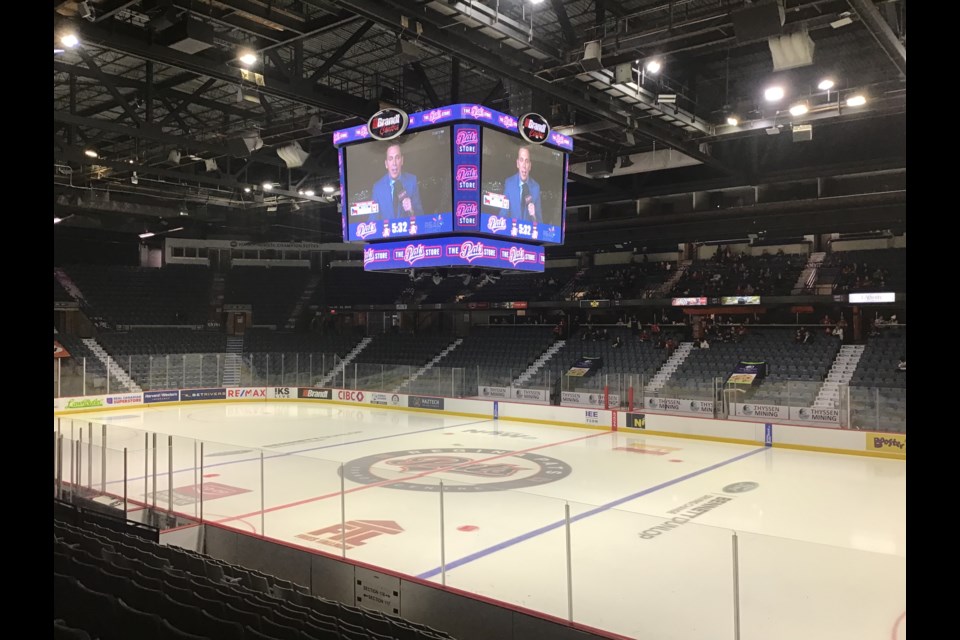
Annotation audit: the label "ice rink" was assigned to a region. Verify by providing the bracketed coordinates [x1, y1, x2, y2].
[55, 402, 906, 640]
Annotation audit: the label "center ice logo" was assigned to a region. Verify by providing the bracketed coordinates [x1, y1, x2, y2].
[341, 448, 572, 492]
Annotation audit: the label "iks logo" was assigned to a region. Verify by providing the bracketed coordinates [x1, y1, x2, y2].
[341, 448, 572, 492]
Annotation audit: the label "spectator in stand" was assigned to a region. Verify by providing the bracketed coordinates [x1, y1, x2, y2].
[832, 324, 844, 342]
[638, 329, 651, 343]
[802, 328, 812, 344]
[612, 336, 622, 349]
[651, 321, 661, 336]
[896, 357, 906, 372]
[699, 337, 710, 349]
[600, 328, 610, 341]
[655, 336, 666, 349]
[665, 337, 677, 354]
[821, 314, 833, 335]
[795, 328, 805, 344]
[629, 315, 639, 336]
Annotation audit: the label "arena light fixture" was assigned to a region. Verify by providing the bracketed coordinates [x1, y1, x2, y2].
[726, 116, 739, 126]
[818, 79, 835, 91]
[262, 182, 274, 191]
[645, 59, 662, 74]
[61, 33, 79, 48]
[788, 103, 808, 116]
[239, 51, 257, 66]
[764, 85, 785, 102]
[84, 149, 98, 158]
[322, 185, 335, 194]
[846, 94, 866, 107]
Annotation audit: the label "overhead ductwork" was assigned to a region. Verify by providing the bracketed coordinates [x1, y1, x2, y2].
[276, 141, 310, 169]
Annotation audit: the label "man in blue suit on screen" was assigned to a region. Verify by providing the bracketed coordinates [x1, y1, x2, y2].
[371, 143, 424, 220]
[503, 146, 543, 225]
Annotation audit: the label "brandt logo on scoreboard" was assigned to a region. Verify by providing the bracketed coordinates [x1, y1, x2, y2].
[342, 448, 571, 492]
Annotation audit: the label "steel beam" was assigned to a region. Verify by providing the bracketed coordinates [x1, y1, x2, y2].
[308, 20, 375, 83]
[75, 21, 369, 117]
[847, 0, 906, 78]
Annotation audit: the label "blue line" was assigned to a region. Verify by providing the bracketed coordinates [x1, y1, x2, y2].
[107, 418, 491, 486]
[417, 446, 768, 579]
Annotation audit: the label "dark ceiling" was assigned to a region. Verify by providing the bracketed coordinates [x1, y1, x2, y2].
[53, 0, 906, 248]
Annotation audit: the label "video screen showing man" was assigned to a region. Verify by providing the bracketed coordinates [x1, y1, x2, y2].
[480, 128, 565, 240]
[345, 128, 451, 222]
[503, 146, 542, 224]
[371, 143, 423, 218]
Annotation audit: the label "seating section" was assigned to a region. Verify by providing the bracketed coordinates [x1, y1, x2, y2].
[315, 267, 409, 306]
[244, 330, 365, 386]
[561, 264, 651, 301]
[56, 332, 120, 396]
[670, 253, 806, 297]
[225, 267, 311, 328]
[98, 330, 228, 355]
[54, 500, 455, 640]
[849, 329, 906, 432]
[92, 330, 227, 391]
[353, 334, 454, 367]
[547, 326, 677, 386]
[65, 265, 212, 326]
[433, 326, 556, 387]
[817, 248, 906, 293]
[662, 329, 840, 404]
[468, 268, 577, 303]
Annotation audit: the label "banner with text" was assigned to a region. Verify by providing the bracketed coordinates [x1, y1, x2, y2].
[560, 390, 620, 408]
[511, 388, 550, 404]
[732, 403, 788, 420]
[788, 406, 840, 425]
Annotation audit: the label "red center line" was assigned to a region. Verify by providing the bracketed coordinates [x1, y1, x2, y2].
[214, 429, 610, 525]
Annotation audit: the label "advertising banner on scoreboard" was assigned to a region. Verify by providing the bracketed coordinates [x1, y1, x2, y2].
[362, 236, 544, 272]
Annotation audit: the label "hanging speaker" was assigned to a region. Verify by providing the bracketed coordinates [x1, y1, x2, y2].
[731, 1, 785, 43]
[614, 63, 633, 84]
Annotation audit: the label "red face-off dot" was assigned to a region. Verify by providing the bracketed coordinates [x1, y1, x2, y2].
[202, 473, 219, 478]
[668, 459, 683, 463]
[457, 525, 479, 532]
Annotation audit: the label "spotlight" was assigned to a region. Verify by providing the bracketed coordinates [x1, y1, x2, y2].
[818, 79, 835, 91]
[243, 187, 251, 193]
[846, 94, 866, 107]
[305, 189, 317, 197]
[764, 86, 785, 102]
[645, 59, 662, 74]
[61, 34, 79, 48]
[139, 232, 156, 239]
[262, 182, 274, 191]
[54, 217, 63, 224]
[84, 149, 98, 158]
[239, 52, 257, 66]
[788, 103, 808, 116]
[322, 185, 336, 194]
[726, 116, 739, 126]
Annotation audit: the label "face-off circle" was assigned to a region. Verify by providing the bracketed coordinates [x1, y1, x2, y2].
[341, 447, 572, 492]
